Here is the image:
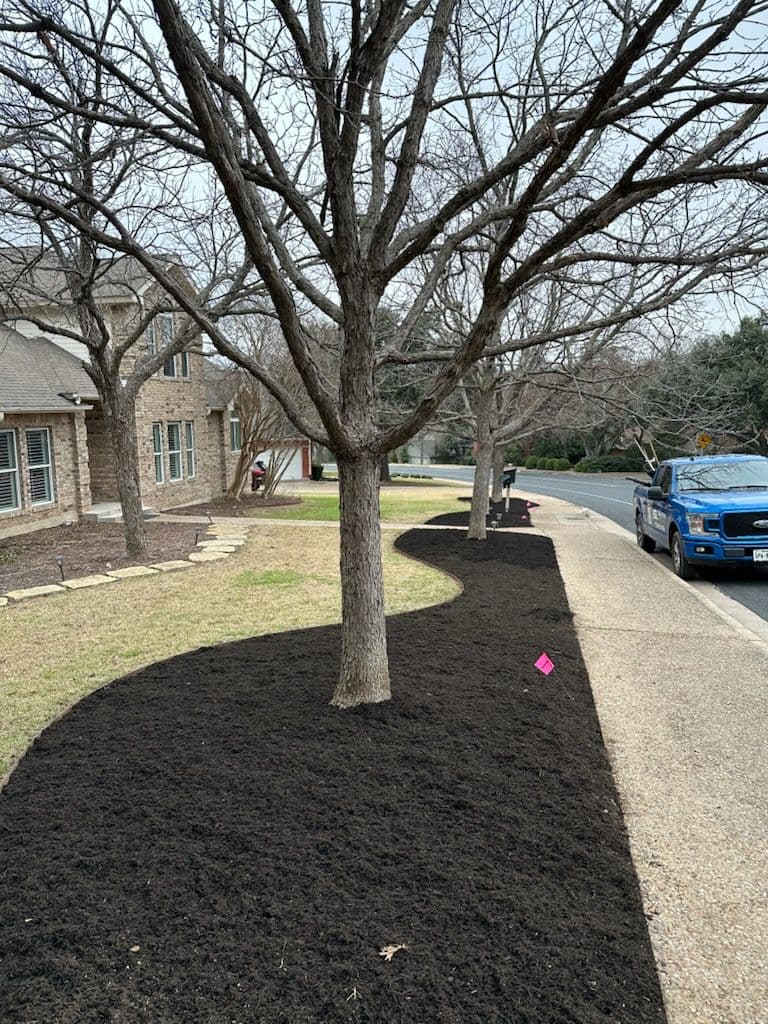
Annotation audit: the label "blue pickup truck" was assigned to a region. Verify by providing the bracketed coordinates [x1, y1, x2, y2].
[633, 455, 768, 579]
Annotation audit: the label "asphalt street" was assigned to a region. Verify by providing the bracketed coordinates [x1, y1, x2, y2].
[390, 463, 768, 624]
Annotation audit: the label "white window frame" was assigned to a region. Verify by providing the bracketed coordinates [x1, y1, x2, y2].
[145, 316, 157, 356]
[152, 422, 164, 484]
[184, 421, 195, 478]
[156, 312, 176, 377]
[25, 427, 55, 505]
[167, 421, 183, 481]
[230, 413, 242, 453]
[0, 429, 21, 513]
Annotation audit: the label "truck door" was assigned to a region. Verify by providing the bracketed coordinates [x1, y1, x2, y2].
[646, 465, 672, 542]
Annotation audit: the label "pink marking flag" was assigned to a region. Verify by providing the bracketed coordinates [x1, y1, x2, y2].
[534, 652, 555, 676]
[525, 500, 540, 509]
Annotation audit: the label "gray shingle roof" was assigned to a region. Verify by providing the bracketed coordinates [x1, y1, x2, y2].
[0, 246, 175, 308]
[204, 359, 241, 410]
[0, 326, 98, 413]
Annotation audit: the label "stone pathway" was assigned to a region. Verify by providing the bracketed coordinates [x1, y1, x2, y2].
[0, 524, 251, 607]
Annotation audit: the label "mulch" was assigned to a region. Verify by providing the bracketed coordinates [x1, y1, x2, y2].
[0, 518, 665, 1023]
[429, 497, 538, 528]
[169, 494, 301, 517]
[0, 522, 198, 592]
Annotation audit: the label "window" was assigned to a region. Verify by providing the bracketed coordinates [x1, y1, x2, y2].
[156, 314, 177, 376]
[26, 428, 54, 504]
[167, 422, 182, 481]
[0, 430, 20, 512]
[179, 350, 190, 377]
[657, 466, 672, 496]
[152, 422, 164, 484]
[230, 414, 241, 453]
[185, 421, 195, 478]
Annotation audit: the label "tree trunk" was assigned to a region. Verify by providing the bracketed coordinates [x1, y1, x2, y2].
[468, 440, 493, 540]
[103, 387, 147, 557]
[380, 452, 392, 483]
[491, 445, 505, 503]
[467, 370, 496, 541]
[331, 451, 391, 708]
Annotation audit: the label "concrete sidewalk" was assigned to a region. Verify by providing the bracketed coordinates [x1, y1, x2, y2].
[521, 491, 767, 1024]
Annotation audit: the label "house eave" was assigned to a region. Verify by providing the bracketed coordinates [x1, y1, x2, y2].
[0, 404, 94, 415]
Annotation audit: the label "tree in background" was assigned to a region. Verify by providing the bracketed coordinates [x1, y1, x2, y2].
[633, 315, 768, 457]
[226, 322, 315, 499]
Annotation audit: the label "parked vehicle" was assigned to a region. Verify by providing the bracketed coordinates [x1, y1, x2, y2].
[633, 455, 768, 579]
[250, 459, 267, 492]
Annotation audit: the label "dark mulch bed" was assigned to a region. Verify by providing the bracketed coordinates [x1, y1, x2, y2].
[0, 529, 665, 1024]
[170, 494, 301, 517]
[428, 496, 536, 528]
[0, 522, 199, 592]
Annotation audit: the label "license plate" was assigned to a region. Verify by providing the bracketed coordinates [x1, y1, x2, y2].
[753, 550, 768, 562]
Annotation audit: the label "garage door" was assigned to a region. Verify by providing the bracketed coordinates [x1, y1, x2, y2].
[258, 446, 304, 481]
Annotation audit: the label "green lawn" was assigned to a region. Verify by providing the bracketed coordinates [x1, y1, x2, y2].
[247, 489, 464, 523]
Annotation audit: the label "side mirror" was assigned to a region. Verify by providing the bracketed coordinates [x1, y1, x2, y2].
[646, 485, 665, 501]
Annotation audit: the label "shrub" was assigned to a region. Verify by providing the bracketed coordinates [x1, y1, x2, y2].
[504, 443, 524, 465]
[524, 455, 539, 469]
[573, 454, 646, 473]
[545, 458, 558, 470]
[533, 435, 564, 459]
[536, 456, 550, 469]
[555, 458, 572, 471]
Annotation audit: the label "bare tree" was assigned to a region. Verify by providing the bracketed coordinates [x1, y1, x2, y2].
[0, 0, 766, 706]
[0, 36, 253, 554]
[226, 326, 313, 499]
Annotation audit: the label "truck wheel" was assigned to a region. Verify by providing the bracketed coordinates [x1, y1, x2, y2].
[636, 512, 656, 553]
[670, 530, 696, 580]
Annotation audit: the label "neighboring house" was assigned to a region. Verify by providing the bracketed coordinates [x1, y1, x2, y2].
[0, 250, 310, 534]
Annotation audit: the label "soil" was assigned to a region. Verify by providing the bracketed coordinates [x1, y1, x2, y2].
[169, 493, 301, 517]
[429, 497, 537, 528]
[0, 522, 198, 592]
[0, 526, 665, 1023]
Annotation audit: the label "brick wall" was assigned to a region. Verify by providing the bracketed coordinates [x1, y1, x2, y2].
[0, 411, 90, 533]
[84, 407, 118, 502]
[111, 303, 217, 511]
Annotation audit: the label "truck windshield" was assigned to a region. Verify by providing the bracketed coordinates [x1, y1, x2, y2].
[676, 460, 768, 491]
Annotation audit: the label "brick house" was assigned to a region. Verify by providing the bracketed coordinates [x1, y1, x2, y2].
[0, 254, 310, 534]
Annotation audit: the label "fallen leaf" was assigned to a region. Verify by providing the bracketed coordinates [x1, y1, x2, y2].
[379, 943, 408, 961]
[129, 945, 141, 953]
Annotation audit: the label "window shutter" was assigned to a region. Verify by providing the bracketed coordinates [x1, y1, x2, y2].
[0, 431, 19, 510]
[26, 428, 53, 504]
[0, 431, 14, 470]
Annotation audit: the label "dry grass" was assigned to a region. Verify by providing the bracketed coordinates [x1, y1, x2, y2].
[0, 523, 460, 779]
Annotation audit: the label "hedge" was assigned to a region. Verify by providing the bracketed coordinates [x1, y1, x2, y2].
[524, 455, 539, 469]
[573, 454, 646, 473]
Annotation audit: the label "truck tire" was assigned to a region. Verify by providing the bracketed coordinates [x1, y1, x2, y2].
[670, 529, 696, 580]
[635, 512, 656, 553]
